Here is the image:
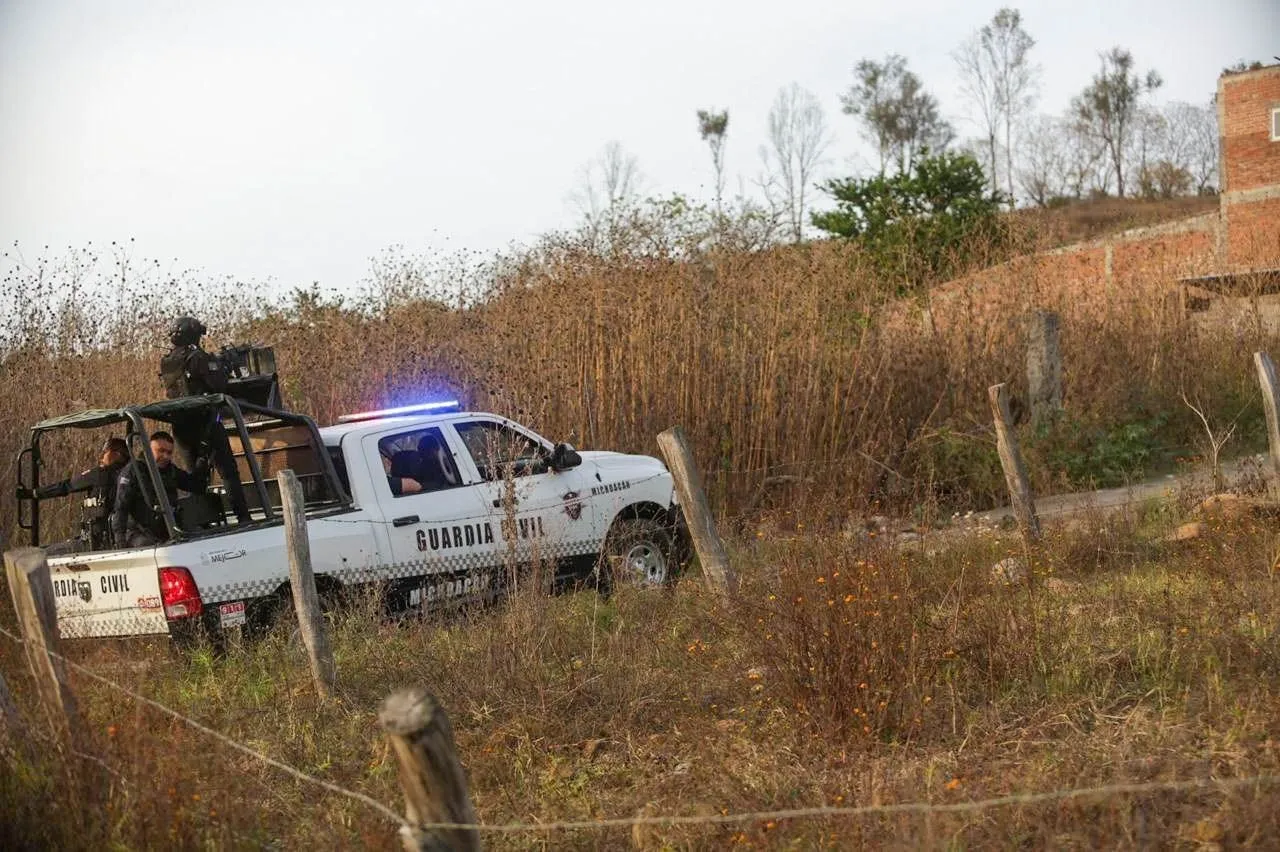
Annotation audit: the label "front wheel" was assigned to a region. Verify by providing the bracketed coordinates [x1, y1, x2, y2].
[598, 517, 677, 593]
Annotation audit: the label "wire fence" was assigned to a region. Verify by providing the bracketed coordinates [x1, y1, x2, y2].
[2, 622, 1277, 839]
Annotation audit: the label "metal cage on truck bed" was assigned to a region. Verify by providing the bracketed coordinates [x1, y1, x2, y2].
[16, 394, 352, 551]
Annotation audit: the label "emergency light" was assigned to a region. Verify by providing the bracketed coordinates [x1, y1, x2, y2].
[336, 400, 462, 423]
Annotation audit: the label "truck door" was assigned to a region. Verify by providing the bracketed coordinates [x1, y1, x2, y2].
[448, 417, 596, 574]
[364, 425, 493, 606]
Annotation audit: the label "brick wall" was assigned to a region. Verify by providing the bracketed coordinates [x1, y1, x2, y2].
[1227, 196, 1280, 267]
[918, 215, 1220, 345]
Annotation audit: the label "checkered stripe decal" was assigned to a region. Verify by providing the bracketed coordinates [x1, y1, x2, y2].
[198, 538, 602, 604]
[57, 611, 169, 639]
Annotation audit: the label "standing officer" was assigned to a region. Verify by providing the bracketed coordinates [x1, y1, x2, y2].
[158, 316, 252, 524]
[16, 437, 130, 553]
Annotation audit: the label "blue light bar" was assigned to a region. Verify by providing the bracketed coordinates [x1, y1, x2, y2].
[336, 400, 462, 423]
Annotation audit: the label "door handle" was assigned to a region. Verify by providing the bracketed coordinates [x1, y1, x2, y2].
[492, 497, 518, 508]
[392, 515, 420, 528]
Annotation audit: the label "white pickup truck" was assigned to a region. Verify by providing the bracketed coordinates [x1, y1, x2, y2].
[16, 397, 689, 642]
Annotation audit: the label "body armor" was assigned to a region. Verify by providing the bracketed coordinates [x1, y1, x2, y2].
[161, 345, 229, 399]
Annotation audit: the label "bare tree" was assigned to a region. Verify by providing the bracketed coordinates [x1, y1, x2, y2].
[572, 141, 643, 224]
[1127, 106, 1168, 196]
[1162, 100, 1219, 194]
[697, 109, 730, 214]
[954, 7, 1038, 201]
[760, 84, 831, 243]
[1071, 47, 1162, 197]
[1015, 115, 1064, 206]
[841, 54, 954, 174]
[1016, 113, 1108, 205]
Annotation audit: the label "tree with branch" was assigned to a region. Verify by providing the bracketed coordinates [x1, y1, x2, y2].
[697, 109, 730, 214]
[841, 54, 954, 174]
[761, 84, 831, 243]
[572, 141, 643, 225]
[1071, 47, 1162, 197]
[953, 7, 1038, 202]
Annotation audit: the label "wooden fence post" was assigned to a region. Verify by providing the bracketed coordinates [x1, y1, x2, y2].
[278, 470, 336, 700]
[380, 688, 481, 852]
[1253, 351, 1280, 497]
[656, 426, 737, 599]
[1026, 310, 1063, 429]
[3, 547, 83, 747]
[988, 383, 1042, 544]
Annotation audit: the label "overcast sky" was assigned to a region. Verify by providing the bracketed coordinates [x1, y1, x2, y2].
[1, 0, 1276, 294]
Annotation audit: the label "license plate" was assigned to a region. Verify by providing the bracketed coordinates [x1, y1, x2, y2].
[218, 601, 247, 629]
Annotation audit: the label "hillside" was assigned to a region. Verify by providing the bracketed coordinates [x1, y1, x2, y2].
[1009, 195, 1221, 250]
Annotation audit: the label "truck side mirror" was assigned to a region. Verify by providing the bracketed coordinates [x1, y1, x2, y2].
[549, 443, 582, 471]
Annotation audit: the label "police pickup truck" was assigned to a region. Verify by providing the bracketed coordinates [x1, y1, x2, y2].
[15, 396, 688, 641]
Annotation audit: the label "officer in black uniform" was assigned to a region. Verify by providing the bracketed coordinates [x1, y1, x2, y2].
[16, 437, 129, 553]
[110, 431, 209, 548]
[158, 316, 252, 524]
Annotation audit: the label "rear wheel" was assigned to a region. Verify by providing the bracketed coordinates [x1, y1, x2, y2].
[598, 517, 676, 593]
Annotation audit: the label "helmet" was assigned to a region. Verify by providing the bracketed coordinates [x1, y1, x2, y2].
[169, 316, 207, 347]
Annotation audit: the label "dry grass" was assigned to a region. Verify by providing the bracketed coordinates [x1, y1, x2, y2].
[1, 224, 1273, 541]
[2, 513, 1279, 850]
[2, 215, 1278, 848]
[1011, 194, 1221, 248]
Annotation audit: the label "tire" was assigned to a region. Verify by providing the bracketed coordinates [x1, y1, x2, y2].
[598, 517, 677, 592]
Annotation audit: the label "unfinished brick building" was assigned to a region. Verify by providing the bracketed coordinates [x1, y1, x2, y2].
[916, 62, 1280, 340]
[1219, 62, 1280, 268]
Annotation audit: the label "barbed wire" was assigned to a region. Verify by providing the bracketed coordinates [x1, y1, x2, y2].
[2, 623, 1277, 837]
[0, 623, 410, 829]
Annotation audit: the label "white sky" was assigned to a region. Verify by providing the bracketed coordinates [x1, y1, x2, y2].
[1, 0, 1276, 294]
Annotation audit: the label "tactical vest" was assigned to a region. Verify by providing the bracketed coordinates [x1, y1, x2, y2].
[161, 345, 229, 398]
[161, 346, 194, 399]
[81, 460, 125, 548]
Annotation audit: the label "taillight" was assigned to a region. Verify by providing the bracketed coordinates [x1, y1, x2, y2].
[159, 567, 203, 621]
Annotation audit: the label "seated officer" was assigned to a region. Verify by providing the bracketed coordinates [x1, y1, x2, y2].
[17, 437, 129, 553]
[110, 431, 208, 548]
[383, 451, 423, 497]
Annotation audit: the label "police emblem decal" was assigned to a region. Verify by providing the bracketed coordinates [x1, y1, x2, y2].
[562, 491, 583, 520]
[77, 581, 93, 603]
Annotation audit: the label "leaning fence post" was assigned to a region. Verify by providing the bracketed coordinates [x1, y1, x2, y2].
[380, 688, 481, 852]
[1253, 352, 1280, 497]
[656, 426, 737, 599]
[4, 547, 84, 747]
[278, 470, 336, 700]
[988, 383, 1042, 544]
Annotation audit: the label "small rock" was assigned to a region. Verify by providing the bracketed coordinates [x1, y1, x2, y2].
[990, 557, 1028, 586]
[1170, 521, 1206, 542]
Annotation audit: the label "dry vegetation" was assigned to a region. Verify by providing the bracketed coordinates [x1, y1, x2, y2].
[2, 217, 1279, 849]
[1010, 194, 1221, 248]
[3, 509, 1279, 850]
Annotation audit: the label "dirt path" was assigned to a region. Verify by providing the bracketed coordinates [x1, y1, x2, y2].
[974, 452, 1271, 526]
